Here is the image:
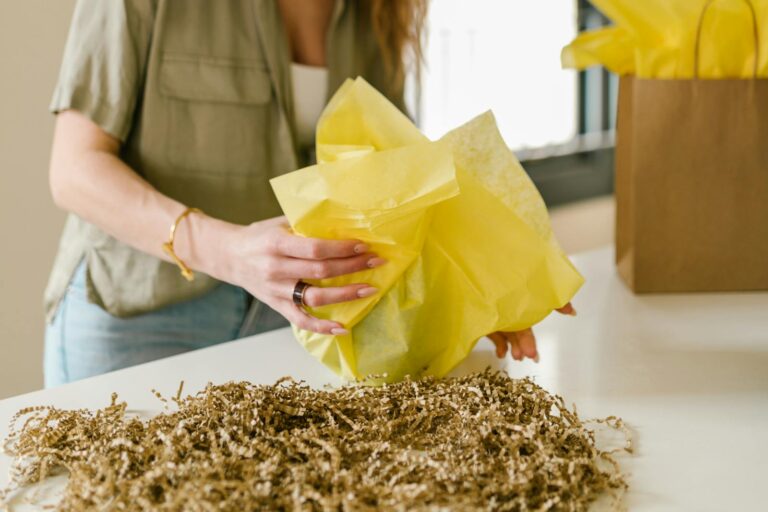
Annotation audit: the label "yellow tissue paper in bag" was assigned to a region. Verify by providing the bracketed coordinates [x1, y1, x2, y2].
[562, 0, 768, 78]
[561, 26, 637, 76]
[271, 78, 584, 382]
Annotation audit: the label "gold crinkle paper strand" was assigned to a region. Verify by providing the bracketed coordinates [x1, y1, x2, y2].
[1, 371, 630, 511]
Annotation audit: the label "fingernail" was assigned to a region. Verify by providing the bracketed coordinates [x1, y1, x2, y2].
[367, 257, 387, 268]
[330, 327, 349, 336]
[354, 243, 369, 254]
[357, 286, 378, 298]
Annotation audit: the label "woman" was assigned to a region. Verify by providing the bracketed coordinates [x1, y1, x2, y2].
[45, 0, 570, 387]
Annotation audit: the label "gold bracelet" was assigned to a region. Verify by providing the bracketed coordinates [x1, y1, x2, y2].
[162, 207, 203, 282]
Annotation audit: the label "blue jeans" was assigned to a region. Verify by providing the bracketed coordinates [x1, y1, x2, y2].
[44, 262, 288, 387]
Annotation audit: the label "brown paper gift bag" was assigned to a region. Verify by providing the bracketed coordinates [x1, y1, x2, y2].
[615, 8, 768, 292]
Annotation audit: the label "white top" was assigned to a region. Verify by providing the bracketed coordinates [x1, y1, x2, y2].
[291, 63, 328, 150]
[2, 247, 768, 510]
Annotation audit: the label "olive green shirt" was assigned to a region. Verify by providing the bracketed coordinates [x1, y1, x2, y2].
[45, 0, 405, 321]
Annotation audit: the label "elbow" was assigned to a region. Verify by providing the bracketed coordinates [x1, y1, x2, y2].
[49, 163, 67, 211]
[49, 159, 75, 212]
[48, 110, 121, 214]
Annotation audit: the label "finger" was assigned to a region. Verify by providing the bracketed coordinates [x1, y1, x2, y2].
[279, 301, 349, 336]
[302, 283, 378, 308]
[556, 302, 577, 316]
[513, 328, 538, 360]
[488, 332, 508, 359]
[262, 216, 288, 227]
[274, 231, 370, 260]
[507, 333, 523, 361]
[271, 253, 386, 280]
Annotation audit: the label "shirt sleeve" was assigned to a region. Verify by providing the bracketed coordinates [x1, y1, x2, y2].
[50, 0, 156, 141]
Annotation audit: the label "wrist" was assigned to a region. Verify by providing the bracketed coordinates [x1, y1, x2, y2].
[174, 211, 241, 283]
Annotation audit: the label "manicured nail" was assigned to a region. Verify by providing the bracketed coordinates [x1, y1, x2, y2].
[354, 243, 369, 254]
[330, 327, 349, 336]
[357, 286, 378, 298]
[367, 257, 387, 268]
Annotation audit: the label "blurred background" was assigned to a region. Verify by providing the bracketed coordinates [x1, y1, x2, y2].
[0, 0, 615, 399]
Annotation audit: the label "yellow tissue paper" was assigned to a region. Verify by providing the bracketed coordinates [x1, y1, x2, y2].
[271, 78, 583, 382]
[560, 26, 637, 76]
[562, 0, 768, 78]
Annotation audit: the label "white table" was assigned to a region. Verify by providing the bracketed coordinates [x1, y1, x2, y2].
[2, 247, 767, 511]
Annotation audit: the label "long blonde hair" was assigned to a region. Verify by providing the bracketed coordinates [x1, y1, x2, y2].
[368, 0, 428, 92]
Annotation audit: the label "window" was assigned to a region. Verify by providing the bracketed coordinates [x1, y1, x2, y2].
[415, 1, 616, 207]
[418, 0, 578, 150]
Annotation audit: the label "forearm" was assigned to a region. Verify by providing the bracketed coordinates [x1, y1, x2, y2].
[49, 112, 236, 281]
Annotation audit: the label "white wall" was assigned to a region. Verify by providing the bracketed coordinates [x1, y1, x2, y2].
[0, 1, 75, 398]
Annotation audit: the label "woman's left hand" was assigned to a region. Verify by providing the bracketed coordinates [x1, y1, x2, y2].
[487, 302, 576, 362]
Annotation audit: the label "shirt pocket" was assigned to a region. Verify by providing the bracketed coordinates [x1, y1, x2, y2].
[159, 53, 275, 176]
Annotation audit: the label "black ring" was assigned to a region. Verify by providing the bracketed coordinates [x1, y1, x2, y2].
[292, 280, 311, 307]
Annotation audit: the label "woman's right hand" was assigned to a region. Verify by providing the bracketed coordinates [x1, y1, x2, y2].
[214, 216, 385, 335]
[48, 112, 381, 336]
